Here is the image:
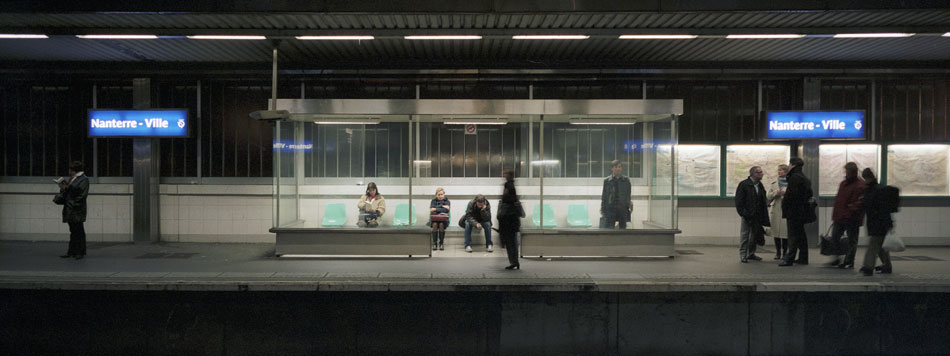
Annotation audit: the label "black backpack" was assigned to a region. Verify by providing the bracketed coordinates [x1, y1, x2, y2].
[880, 185, 901, 213]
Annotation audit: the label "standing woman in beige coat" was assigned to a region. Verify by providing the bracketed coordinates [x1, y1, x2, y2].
[766, 164, 790, 260]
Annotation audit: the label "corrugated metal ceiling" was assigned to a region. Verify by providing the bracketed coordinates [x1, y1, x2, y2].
[2, 9, 950, 66]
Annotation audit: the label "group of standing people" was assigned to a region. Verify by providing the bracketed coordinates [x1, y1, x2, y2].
[735, 157, 895, 275]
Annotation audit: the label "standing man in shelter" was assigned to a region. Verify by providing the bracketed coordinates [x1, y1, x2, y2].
[55, 161, 89, 260]
[780, 157, 814, 267]
[601, 160, 632, 229]
[735, 166, 770, 263]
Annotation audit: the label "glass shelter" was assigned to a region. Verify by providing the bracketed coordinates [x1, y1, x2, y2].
[270, 99, 682, 257]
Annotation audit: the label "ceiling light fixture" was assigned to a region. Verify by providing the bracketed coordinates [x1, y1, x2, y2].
[404, 35, 482, 40]
[313, 120, 380, 125]
[76, 35, 158, 39]
[296, 35, 375, 40]
[443, 119, 508, 125]
[186, 35, 267, 40]
[0, 34, 48, 39]
[619, 34, 697, 40]
[833, 33, 915, 38]
[568, 118, 636, 125]
[512, 35, 590, 40]
[726, 34, 805, 39]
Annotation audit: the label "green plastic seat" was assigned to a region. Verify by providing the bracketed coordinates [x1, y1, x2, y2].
[322, 203, 347, 227]
[393, 203, 418, 227]
[567, 204, 592, 228]
[532, 204, 557, 228]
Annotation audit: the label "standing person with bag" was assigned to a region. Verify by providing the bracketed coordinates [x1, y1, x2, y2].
[826, 162, 867, 269]
[780, 157, 814, 267]
[429, 188, 451, 251]
[767, 164, 791, 260]
[735, 166, 770, 263]
[498, 169, 525, 270]
[54, 161, 89, 260]
[859, 168, 894, 276]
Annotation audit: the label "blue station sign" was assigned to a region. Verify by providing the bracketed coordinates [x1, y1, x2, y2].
[88, 109, 189, 137]
[765, 111, 865, 140]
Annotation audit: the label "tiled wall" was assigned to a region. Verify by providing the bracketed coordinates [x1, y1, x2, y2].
[0, 183, 273, 243]
[2, 182, 947, 245]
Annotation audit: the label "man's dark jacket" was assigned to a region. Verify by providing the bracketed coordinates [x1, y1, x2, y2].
[57, 174, 89, 223]
[464, 199, 492, 226]
[735, 176, 770, 227]
[600, 175, 632, 221]
[782, 165, 813, 221]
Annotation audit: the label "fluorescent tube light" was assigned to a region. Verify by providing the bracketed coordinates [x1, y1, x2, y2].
[0, 34, 48, 39]
[313, 120, 380, 125]
[76, 35, 157, 39]
[569, 118, 636, 125]
[530, 160, 560, 165]
[618, 35, 697, 40]
[443, 120, 508, 125]
[944, 32, 950, 37]
[726, 34, 804, 39]
[404, 35, 482, 40]
[512, 35, 590, 40]
[833, 33, 914, 38]
[186, 35, 267, 40]
[413, 160, 433, 165]
[296, 35, 375, 40]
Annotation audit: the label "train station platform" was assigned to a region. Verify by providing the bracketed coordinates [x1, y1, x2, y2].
[1, 241, 948, 293]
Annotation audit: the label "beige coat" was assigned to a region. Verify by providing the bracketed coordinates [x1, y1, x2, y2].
[358, 194, 386, 217]
[766, 180, 788, 239]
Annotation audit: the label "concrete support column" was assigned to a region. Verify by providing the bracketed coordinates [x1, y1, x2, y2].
[132, 78, 160, 243]
[802, 77, 821, 246]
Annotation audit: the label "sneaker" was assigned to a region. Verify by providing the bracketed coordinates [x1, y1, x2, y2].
[487, 245, 493, 252]
[465, 246, 472, 253]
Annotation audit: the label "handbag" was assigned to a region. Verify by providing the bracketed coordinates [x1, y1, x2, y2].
[819, 224, 841, 256]
[805, 197, 818, 224]
[753, 224, 766, 246]
[429, 214, 448, 222]
[882, 229, 906, 252]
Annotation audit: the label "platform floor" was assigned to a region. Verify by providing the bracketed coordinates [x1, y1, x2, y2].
[1, 241, 949, 292]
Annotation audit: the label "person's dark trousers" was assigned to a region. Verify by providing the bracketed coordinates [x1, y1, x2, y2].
[861, 234, 892, 272]
[773, 238, 788, 259]
[739, 217, 758, 259]
[464, 221, 493, 248]
[830, 222, 860, 265]
[67, 221, 86, 256]
[501, 231, 519, 266]
[602, 208, 628, 229]
[784, 219, 808, 264]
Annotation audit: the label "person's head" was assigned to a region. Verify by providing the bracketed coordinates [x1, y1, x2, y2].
[610, 160, 623, 176]
[366, 182, 379, 196]
[749, 166, 764, 182]
[844, 162, 859, 180]
[777, 164, 790, 177]
[435, 187, 446, 200]
[502, 169, 514, 182]
[861, 168, 877, 184]
[789, 157, 804, 169]
[474, 194, 487, 209]
[68, 161, 84, 175]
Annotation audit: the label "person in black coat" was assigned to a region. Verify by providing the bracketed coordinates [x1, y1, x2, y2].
[54, 161, 89, 260]
[498, 169, 525, 270]
[735, 166, 770, 263]
[859, 168, 894, 276]
[779, 157, 813, 266]
[601, 160, 632, 229]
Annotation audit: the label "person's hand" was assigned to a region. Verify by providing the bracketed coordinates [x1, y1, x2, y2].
[776, 189, 785, 196]
[430, 207, 436, 212]
[476, 224, 482, 230]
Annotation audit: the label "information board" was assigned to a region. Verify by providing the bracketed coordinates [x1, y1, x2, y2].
[765, 111, 865, 140]
[88, 109, 189, 137]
